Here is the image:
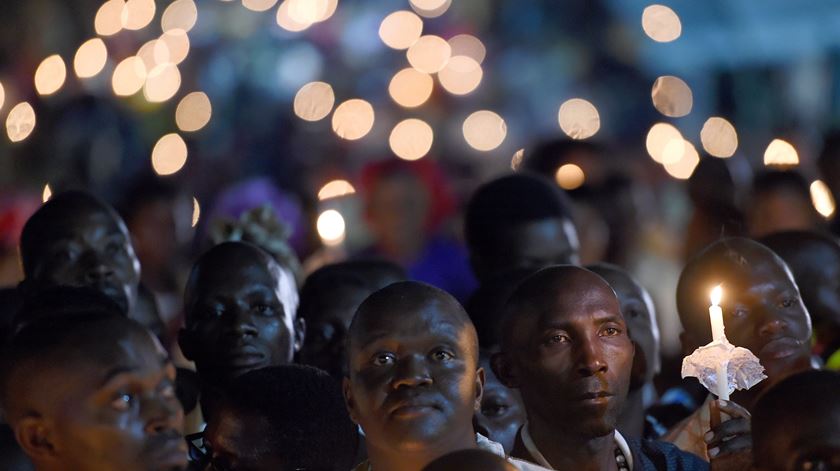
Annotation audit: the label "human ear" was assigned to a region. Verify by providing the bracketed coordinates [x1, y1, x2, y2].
[342, 377, 359, 425]
[491, 351, 520, 389]
[293, 317, 306, 353]
[14, 417, 57, 462]
[473, 367, 485, 412]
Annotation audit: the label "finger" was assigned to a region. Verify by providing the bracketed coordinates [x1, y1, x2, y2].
[715, 399, 751, 420]
[705, 417, 750, 444]
[708, 435, 752, 459]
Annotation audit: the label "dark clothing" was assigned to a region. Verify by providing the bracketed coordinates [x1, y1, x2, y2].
[629, 438, 709, 471]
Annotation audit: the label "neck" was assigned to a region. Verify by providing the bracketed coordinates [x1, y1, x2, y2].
[617, 387, 645, 439]
[366, 433, 478, 471]
[525, 415, 618, 471]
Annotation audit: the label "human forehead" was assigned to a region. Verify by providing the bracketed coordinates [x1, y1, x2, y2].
[48, 208, 126, 242]
[351, 303, 472, 351]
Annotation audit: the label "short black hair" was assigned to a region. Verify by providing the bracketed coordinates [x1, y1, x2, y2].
[218, 365, 358, 471]
[13, 285, 127, 331]
[750, 169, 811, 201]
[465, 268, 535, 349]
[521, 138, 602, 179]
[298, 260, 406, 320]
[464, 173, 574, 256]
[817, 130, 840, 182]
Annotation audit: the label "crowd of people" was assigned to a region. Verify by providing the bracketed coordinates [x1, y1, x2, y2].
[1, 137, 840, 471]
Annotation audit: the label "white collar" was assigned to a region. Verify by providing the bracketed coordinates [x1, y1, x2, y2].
[520, 422, 633, 471]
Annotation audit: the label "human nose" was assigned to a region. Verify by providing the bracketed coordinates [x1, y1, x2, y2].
[224, 306, 259, 338]
[83, 255, 115, 283]
[575, 339, 608, 377]
[143, 393, 183, 435]
[390, 354, 433, 389]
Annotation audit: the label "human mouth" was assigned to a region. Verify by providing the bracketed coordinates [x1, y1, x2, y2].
[389, 399, 441, 418]
[223, 346, 267, 368]
[147, 435, 187, 470]
[573, 391, 614, 405]
[759, 337, 805, 361]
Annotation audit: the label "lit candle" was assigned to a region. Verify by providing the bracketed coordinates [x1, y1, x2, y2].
[709, 285, 729, 400]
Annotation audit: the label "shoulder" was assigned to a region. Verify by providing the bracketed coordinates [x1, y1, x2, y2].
[509, 457, 553, 471]
[630, 439, 710, 471]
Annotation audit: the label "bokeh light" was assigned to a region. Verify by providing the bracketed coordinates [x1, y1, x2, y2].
[389, 118, 434, 161]
[646, 122, 684, 164]
[379, 11, 423, 50]
[317, 209, 346, 246]
[42, 184, 52, 203]
[438, 56, 483, 95]
[34, 55, 67, 96]
[192, 197, 200, 227]
[137, 40, 161, 71]
[651, 75, 692, 118]
[448, 34, 486, 64]
[318, 180, 356, 200]
[161, 0, 198, 33]
[811, 180, 835, 218]
[700, 117, 738, 158]
[121, 0, 156, 31]
[407, 35, 451, 74]
[5, 102, 36, 143]
[558, 98, 601, 140]
[389, 68, 434, 108]
[0, 82, 4, 111]
[276, 0, 313, 32]
[294, 81, 335, 121]
[663, 140, 700, 179]
[74, 38, 108, 79]
[242, 0, 279, 12]
[410, 0, 451, 18]
[287, 0, 330, 23]
[155, 29, 190, 65]
[151, 133, 188, 175]
[331, 99, 374, 140]
[463, 110, 507, 152]
[764, 138, 799, 166]
[642, 5, 681, 43]
[555, 163, 585, 190]
[143, 63, 181, 103]
[176, 91, 212, 132]
[511, 148, 524, 171]
[95, 0, 125, 37]
[112, 56, 147, 96]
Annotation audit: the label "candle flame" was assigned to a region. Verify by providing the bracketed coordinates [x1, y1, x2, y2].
[711, 285, 722, 305]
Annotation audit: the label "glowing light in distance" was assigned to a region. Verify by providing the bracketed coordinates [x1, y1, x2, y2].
[192, 197, 200, 227]
[331, 99, 374, 140]
[642, 5, 681, 43]
[95, 0, 125, 36]
[390, 119, 434, 161]
[276, 0, 313, 32]
[137, 40, 161, 71]
[651, 75, 692, 118]
[410, 0, 451, 18]
[242, 0, 279, 12]
[287, 0, 329, 23]
[151, 133, 188, 175]
[438, 56, 482, 95]
[811, 180, 836, 218]
[121, 0, 156, 30]
[293, 81, 335, 121]
[112, 56, 147, 96]
[558, 98, 601, 140]
[317, 209, 346, 246]
[34, 55, 67, 96]
[388, 68, 433, 108]
[161, 0, 198, 33]
[463, 110, 507, 152]
[555, 164, 585, 190]
[155, 29, 190, 65]
[5, 102, 36, 143]
[73, 38, 108, 79]
[700, 117, 738, 158]
[143, 63, 181, 103]
[407, 35, 451, 74]
[410, 0, 447, 9]
[318, 180, 356, 201]
[176, 92, 212, 132]
[379, 11, 423, 50]
[511, 148, 524, 171]
[646, 123, 684, 164]
[663, 140, 700, 180]
[764, 139, 799, 166]
[448, 34, 486, 64]
[42, 184, 52, 203]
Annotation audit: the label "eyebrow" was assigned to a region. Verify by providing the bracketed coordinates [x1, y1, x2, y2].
[99, 356, 172, 388]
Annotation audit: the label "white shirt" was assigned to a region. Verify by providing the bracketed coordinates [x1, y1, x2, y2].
[520, 423, 634, 471]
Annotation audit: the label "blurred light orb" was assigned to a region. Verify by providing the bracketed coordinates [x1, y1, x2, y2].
[287, 0, 329, 23]
[664, 140, 700, 180]
[0, 82, 4, 111]
[5, 102, 36, 143]
[642, 5, 681, 43]
[646, 123, 684, 163]
[317, 209, 346, 246]
[407, 35, 451, 74]
[438, 56, 483, 95]
[811, 180, 835, 218]
[558, 98, 600, 140]
[277, 43, 324, 93]
[242, 0, 279, 12]
[161, 0, 198, 33]
[95, 0, 125, 36]
[151, 133, 188, 175]
[42, 184, 52, 203]
[192, 197, 200, 227]
[764, 139, 799, 166]
[318, 180, 356, 200]
[176, 91, 212, 132]
[112, 56, 147, 96]
[74, 38, 108, 79]
[331, 99, 374, 140]
[410, 0, 451, 18]
[389, 118, 434, 161]
[379, 11, 423, 50]
[463, 110, 507, 152]
[388, 68, 433, 108]
[294, 81, 335, 121]
[555, 163, 585, 190]
[448, 34, 486, 64]
[155, 29, 190, 65]
[651, 75, 692, 118]
[137, 40, 161, 71]
[511, 148, 524, 171]
[34, 55, 67, 96]
[276, 0, 313, 32]
[121, 0, 156, 30]
[144, 63, 181, 103]
[700, 117, 738, 158]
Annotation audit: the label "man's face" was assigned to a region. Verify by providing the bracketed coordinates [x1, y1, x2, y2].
[474, 358, 524, 454]
[344, 303, 482, 452]
[203, 407, 285, 471]
[793, 250, 840, 329]
[503, 287, 633, 438]
[607, 275, 660, 386]
[45, 330, 185, 471]
[481, 218, 580, 279]
[300, 286, 369, 379]
[182, 258, 299, 385]
[30, 207, 141, 314]
[757, 409, 840, 471]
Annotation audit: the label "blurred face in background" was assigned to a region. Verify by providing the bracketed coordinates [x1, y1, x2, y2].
[365, 172, 431, 262]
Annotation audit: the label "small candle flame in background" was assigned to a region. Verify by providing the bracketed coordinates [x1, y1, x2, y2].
[711, 285, 722, 306]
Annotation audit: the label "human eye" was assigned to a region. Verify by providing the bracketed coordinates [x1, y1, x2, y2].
[481, 402, 509, 417]
[601, 325, 623, 337]
[779, 296, 798, 309]
[431, 348, 455, 362]
[158, 378, 176, 399]
[371, 352, 396, 366]
[253, 303, 276, 316]
[731, 304, 749, 320]
[111, 391, 136, 412]
[544, 332, 571, 345]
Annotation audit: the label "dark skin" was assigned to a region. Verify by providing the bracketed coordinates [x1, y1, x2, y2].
[343, 282, 484, 471]
[474, 356, 525, 454]
[423, 449, 517, 471]
[8, 322, 185, 471]
[755, 399, 840, 470]
[493, 267, 633, 471]
[179, 242, 304, 387]
[203, 408, 285, 471]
